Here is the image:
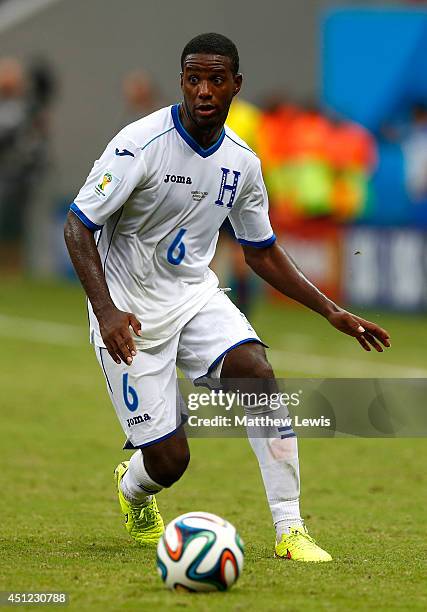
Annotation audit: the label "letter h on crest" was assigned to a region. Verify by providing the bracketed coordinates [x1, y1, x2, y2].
[215, 167, 241, 208]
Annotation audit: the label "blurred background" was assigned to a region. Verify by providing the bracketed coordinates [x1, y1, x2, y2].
[1, 5, 425, 606]
[0, 0, 426, 376]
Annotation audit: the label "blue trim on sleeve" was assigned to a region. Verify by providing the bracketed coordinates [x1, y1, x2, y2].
[207, 338, 266, 375]
[238, 234, 276, 248]
[171, 104, 225, 158]
[70, 202, 103, 232]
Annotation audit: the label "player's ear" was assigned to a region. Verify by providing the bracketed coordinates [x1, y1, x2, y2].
[180, 72, 183, 88]
[233, 73, 242, 97]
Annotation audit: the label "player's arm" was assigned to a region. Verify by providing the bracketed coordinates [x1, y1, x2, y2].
[242, 241, 391, 352]
[64, 212, 141, 365]
[231, 159, 390, 352]
[64, 135, 146, 365]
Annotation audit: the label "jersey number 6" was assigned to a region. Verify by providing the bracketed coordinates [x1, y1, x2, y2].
[167, 228, 187, 265]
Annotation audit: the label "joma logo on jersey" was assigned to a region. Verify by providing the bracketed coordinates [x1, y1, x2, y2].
[215, 167, 241, 208]
[164, 174, 192, 184]
[126, 414, 151, 427]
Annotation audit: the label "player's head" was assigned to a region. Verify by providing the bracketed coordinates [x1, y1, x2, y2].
[180, 33, 242, 130]
[181, 33, 240, 76]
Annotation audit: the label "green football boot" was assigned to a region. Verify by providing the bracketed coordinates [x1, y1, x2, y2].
[275, 524, 332, 562]
[114, 461, 164, 545]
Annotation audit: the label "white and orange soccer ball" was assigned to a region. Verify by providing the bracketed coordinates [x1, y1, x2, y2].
[156, 511, 244, 592]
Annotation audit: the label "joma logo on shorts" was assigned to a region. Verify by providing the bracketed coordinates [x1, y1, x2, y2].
[164, 174, 192, 184]
[127, 414, 151, 427]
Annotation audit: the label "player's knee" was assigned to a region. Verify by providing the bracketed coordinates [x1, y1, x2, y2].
[251, 357, 274, 379]
[239, 352, 274, 379]
[159, 449, 190, 487]
[145, 446, 190, 488]
[172, 445, 190, 481]
[223, 343, 274, 379]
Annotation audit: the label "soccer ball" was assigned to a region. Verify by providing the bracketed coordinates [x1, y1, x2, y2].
[156, 511, 244, 592]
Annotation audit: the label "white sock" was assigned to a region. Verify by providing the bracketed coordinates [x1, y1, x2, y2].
[245, 405, 303, 537]
[275, 499, 304, 540]
[120, 450, 163, 504]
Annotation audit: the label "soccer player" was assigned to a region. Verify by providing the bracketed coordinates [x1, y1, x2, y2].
[64, 33, 390, 562]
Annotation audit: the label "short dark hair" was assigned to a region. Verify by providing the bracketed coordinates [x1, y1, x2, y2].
[181, 33, 239, 75]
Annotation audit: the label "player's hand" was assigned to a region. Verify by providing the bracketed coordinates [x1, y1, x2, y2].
[326, 309, 391, 352]
[98, 306, 142, 365]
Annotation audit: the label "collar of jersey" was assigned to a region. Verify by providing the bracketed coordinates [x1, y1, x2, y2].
[171, 104, 225, 158]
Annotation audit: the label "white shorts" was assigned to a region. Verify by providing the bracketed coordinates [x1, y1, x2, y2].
[95, 290, 264, 449]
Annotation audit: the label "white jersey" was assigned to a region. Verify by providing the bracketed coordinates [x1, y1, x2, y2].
[71, 104, 275, 349]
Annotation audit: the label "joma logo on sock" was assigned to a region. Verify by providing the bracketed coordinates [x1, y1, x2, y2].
[164, 174, 192, 184]
[127, 414, 151, 427]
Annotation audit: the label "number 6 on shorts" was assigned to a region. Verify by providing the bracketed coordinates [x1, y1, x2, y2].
[123, 373, 139, 411]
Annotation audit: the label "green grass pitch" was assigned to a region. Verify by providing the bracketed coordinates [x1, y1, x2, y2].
[0, 278, 426, 610]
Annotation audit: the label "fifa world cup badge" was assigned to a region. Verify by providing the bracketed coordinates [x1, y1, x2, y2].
[95, 170, 120, 199]
[99, 173, 112, 191]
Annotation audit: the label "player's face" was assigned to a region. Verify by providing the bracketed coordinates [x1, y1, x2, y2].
[181, 54, 242, 130]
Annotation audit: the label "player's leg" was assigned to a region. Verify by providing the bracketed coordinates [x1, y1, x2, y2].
[113, 430, 189, 545]
[95, 339, 189, 545]
[220, 344, 302, 531]
[221, 342, 332, 562]
[178, 291, 331, 561]
[177, 292, 302, 538]
[119, 428, 189, 502]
